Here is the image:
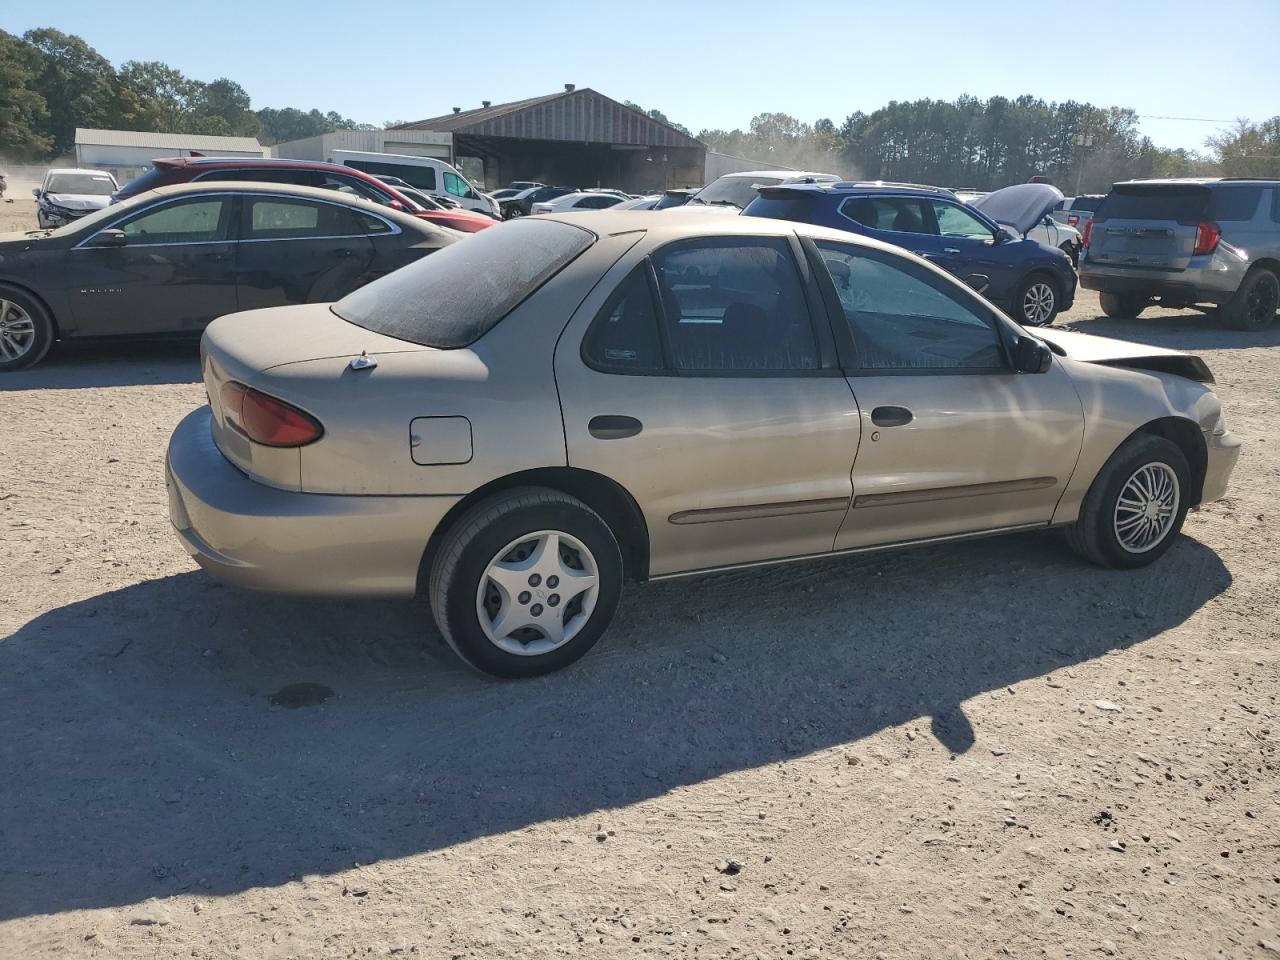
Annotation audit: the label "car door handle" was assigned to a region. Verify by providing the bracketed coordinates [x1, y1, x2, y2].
[201, 251, 230, 262]
[943, 247, 961, 254]
[870, 406, 913, 428]
[588, 415, 642, 440]
[331, 248, 356, 258]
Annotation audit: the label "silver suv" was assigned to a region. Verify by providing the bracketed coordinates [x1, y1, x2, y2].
[1080, 178, 1280, 330]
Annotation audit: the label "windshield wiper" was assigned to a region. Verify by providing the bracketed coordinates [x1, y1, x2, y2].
[708, 200, 741, 208]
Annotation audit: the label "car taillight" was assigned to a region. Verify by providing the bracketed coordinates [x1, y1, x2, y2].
[219, 380, 323, 447]
[1081, 219, 1094, 248]
[1179, 220, 1221, 256]
[1067, 214, 1079, 227]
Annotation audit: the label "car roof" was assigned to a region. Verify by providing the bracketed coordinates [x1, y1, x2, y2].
[47, 167, 114, 177]
[114, 180, 438, 231]
[1112, 177, 1280, 187]
[155, 156, 361, 172]
[757, 180, 956, 198]
[715, 170, 838, 180]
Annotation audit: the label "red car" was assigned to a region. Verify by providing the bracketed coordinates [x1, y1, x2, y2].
[112, 157, 495, 233]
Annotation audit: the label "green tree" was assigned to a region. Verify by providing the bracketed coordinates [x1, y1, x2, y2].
[22, 27, 121, 154]
[194, 78, 261, 138]
[0, 30, 51, 157]
[1208, 118, 1280, 178]
[119, 60, 203, 132]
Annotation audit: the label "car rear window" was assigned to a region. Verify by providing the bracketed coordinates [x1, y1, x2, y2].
[333, 219, 594, 348]
[1207, 186, 1264, 221]
[119, 166, 172, 195]
[743, 191, 815, 221]
[1095, 186, 1209, 221]
[1070, 196, 1103, 212]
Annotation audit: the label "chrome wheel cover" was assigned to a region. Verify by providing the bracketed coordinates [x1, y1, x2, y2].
[1022, 282, 1056, 325]
[1113, 462, 1180, 554]
[475, 530, 599, 656]
[0, 299, 36, 362]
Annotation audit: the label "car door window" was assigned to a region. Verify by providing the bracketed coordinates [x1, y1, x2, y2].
[930, 201, 994, 241]
[316, 173, 392, 207]
[840, 197, 936, 236]
[815, 240, 1005, 372]
[443, 172, 475, 199]
[582, 266, 665, 373]
[246, 197, 363, 240]
[652, 239, 819, 373]
[115, 198, 230, 245]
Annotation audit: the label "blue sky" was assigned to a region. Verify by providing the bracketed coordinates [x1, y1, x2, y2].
[5, 0, 1277, 151]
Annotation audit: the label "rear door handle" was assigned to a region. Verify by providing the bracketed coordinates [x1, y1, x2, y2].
[588, 415, 642, 440]
[943, 247, 961, 254]
[870, 406, 913, 428]
[202, 251, 230, 262]
[331, 248, 355, 258]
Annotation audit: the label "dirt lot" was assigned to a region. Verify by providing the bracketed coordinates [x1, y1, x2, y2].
[1, 194, 1277, 959]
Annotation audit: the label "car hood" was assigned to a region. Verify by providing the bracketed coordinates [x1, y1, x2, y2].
[1037, 327, 1213, 382]
[44, 193, 111, 210]
[970, 183, 1064, 236]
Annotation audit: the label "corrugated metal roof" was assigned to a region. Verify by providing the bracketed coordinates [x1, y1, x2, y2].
[391, 89, 703, 149]
[75, 128, 265, 152]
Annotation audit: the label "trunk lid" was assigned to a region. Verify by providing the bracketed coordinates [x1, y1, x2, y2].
[1087, 184, 1208, 271]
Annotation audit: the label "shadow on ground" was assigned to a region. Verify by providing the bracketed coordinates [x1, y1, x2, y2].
[0, 339, 200, 391]
[1064, 309, 1280, 351]
[0, 530, 1229, 920]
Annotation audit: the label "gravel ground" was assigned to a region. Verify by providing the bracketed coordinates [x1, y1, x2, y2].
[1, 195, 1278, 959]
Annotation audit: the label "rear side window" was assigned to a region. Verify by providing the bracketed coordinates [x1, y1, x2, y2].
[1096, 187, 1208, 221]
[841, 197, 936, 235]
[582, 267, 664, 372]
[246, 197, 364, 239]
[334, 219, 593, 348]
[1208, 186, 1263, 221]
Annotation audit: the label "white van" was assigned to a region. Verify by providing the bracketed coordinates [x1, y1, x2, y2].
[328, 150, 498, 218]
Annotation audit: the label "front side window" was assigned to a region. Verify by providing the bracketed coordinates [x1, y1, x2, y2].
[840, 197, 935, 236]
[116, 198, 230, 245]
[652, 239, 819, 373]
[443, 172, 475, 199]
[582, 267, 664, 372]
[246, 197, 363, 240]
[815, 241, 1004, 371]
[931, 201, 994, 241]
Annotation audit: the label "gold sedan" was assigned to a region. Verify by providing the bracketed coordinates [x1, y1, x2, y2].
[166, 212, 1241, 677]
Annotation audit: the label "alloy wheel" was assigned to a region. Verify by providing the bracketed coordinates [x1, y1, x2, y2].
[1247, 273, 1279, 326]
[0, 299, 36, 362]
[1022, 282, 1056, 325]
[1113, 462, 1180, 554]
[475, 530, 599, 656]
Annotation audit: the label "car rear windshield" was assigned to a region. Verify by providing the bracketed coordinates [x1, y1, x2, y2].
[333, 219, 595, 348]
[742, 191, 814, 221]
[1070, 195, 1103, 212]
[119, 166, 172, 195]
[1096, 184, 1264, 222]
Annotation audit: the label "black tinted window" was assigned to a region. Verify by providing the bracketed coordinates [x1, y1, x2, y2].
[582, 268, 664, 372]
[119, 166, 171, 195]
[1071, 196, 1103, 212]
[1208, 186, 1263, 221]
[1096, 187, 1208, 221]
[841, 197, 936, 235]
[652, 239, 819, 373]
[816, 241, 1004, 371]
[742, 192, 814, 221]
[334, 219, 591, 348]
[344, 160, 437, 191]
[116, 198, 231, 245]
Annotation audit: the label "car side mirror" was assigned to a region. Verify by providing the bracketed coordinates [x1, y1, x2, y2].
[963, 274, 991, 293]
[995, 227, 1016, 244]
[1013, 335, 1052, 373]
[32, 188, 41, 198]
[85, 229, 127, 248]
[388, 199, 405, 211]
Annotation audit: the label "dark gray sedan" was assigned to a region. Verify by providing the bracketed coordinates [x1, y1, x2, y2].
[0, 181, 457, 371]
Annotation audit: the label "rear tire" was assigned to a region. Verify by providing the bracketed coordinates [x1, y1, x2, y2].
[428, 487, 623, 678]
[1014, 273, 1060, 326]
[0, 285, 55, 372]
[1065, 434, 1191, 570]
[1098, 292, 1147, 319]
[1220, 268, 1278, 331]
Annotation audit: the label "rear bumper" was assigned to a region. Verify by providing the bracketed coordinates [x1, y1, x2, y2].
[166, 407, 459, 598]
[1080, 262, 1240, 305]
[1200, 428, 1242, 506]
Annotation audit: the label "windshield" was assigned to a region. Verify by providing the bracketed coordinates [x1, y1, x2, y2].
[691, 175, 783, 209]
[333, 219, 594, 348]
[46, 173, 115, 195]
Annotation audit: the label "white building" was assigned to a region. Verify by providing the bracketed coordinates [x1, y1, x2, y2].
[74, 128, 267, 185]
[271, 129, 453, 163]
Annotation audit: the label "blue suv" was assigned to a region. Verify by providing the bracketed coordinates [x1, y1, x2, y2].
[742, 182, 1076, 326]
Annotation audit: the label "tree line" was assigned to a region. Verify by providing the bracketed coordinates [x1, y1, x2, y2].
[2, 26, 1276, 192]
[0, 27, 374, 157]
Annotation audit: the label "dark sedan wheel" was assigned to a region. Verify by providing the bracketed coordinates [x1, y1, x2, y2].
[1065, 434, 1190, 569]
[429, 487, 623, 678]
[1222, 268, 1279, 331]
[1015, 274, 1059, 326]
[505, 206, 525, 220]
[0, 286, 54, 372]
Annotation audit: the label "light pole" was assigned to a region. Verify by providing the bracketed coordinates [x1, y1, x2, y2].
[1074, 132, 1095, 195]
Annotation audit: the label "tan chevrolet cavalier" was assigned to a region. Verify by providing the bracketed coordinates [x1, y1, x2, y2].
[166, 212, 1241, 677]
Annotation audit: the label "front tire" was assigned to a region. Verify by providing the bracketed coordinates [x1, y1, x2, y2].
[1099, 292, 1147, 318]
[1015, 273, 1060, 326]
[0, 285, 55, 372]
[1065, 434, 1191, 569]
[428, 487, 624, 678]
[505, 206, 525, 220]
[1221, 268, 1278, 331]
